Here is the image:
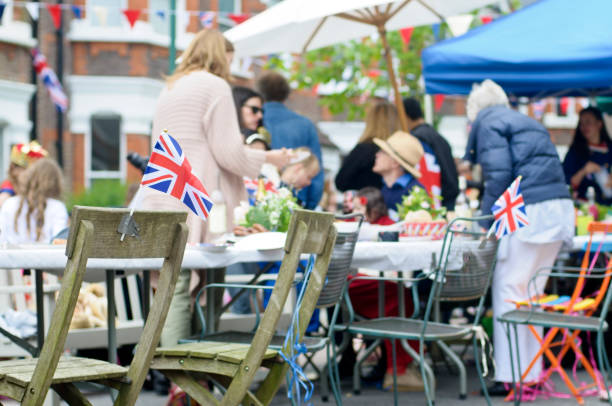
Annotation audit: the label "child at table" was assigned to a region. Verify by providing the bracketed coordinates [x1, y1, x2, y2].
[353, 187, 395, 225]
[0, 158, 68, 244]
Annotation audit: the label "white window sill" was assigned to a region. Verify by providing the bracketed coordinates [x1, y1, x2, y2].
[542, 113, 579, 129]
[68, 19, 194, 49]
[0, 21, 36, 48]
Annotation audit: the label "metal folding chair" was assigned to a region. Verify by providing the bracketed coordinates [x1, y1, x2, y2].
[498, 221, 612, 405]
[328, 216, 498, 406]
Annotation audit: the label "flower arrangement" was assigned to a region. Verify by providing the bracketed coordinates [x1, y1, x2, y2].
[235, 187, 299, 232]
[396, 186, 446, 221]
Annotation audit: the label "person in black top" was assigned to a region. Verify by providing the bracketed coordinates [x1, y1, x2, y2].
[563, 106, 612, 204]
[403, 97, 459, 210]
[335, 101, 399, 191]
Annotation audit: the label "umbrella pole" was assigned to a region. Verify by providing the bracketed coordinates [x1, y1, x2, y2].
[378, 25, 409, 132]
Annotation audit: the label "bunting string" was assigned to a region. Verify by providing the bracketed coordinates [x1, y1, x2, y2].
[0, 0, 253, 28]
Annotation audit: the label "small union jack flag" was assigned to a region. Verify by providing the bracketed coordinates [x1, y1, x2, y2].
[490, 175, 529, 239]
[142, 130, 213, 221]
[199, 11, 215, 28]
[31, 48, 68, 113]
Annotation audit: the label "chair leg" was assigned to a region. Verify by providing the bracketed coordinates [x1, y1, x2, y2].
[327, 339, 343, 405]
[512, 324, 523, 406]
[52, 383, 93, 406]
[391, 339, 399, 406]
[504, 322, 520, 406]
[402, 338, 436, 405]
[597, 331, 612, 405]
[353, 338, 381, 395]
[437, 340, 467, 399]
[473, 335, 492, 406]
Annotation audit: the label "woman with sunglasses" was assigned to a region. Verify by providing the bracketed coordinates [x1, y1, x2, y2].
[232, 86, 270, 150]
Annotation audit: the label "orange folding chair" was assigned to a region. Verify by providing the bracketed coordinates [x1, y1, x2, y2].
[499, 222, 612, 405]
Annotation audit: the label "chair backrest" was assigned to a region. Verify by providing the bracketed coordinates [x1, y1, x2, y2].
[566, 221, 612, 318]
[223, 209, 336, 405]
[316, 213, 364, 308]
[422, 216, 498, 324]
[23, 206, 188, 406]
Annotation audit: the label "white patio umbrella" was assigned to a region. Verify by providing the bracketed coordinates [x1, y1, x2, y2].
[225, 0, 497, 131]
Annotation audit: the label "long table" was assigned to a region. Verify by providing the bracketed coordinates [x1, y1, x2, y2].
[0, 240, 442, 281]
[0, 239, 442, 357]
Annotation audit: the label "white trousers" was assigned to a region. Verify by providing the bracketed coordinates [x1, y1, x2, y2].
[493, 235, 563, 383]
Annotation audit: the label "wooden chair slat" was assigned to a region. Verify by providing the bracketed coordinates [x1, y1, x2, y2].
[66, 207, 188, 259]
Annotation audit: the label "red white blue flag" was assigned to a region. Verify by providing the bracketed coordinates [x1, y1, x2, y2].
[199, 11, 215, 28]
[31, 48, 68, 113]
[142, 130, 213, 220]
[490, 176, 529, 239]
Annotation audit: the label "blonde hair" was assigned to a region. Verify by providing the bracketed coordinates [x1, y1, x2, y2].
[359, 101, 400, 143]
[14, 158, 63, 241]
[167, 29, 231, 85]
[466, 79, 510, 122]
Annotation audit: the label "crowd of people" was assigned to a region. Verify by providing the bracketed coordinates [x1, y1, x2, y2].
[0, 27, 611, 402]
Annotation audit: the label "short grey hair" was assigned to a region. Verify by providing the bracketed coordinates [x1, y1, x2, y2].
[466, 79, 509, 122]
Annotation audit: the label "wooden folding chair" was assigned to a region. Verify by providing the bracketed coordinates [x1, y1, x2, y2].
[0, 206, 188, 406]
[151, 209, 337, 406]
[499, 221, 612, 405]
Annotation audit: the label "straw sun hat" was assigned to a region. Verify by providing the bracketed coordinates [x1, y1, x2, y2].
[373, 131, 424, 178]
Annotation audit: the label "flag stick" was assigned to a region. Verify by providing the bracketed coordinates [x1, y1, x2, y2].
[120, 186, 143, 241]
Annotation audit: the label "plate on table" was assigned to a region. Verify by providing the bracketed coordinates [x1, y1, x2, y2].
[198, 242, 232, 252]
[233, 232, 286, 251]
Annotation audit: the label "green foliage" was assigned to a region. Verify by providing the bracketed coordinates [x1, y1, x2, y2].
[267, 26, 435, 119]
[240, 188, 299, 232]
[67, 179, 128, 212]
[396, 186, 446, 221]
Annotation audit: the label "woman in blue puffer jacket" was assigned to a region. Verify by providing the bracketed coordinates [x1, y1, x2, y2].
[464, 80, 574, 396]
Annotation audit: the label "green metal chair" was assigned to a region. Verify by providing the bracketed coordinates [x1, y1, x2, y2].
[498, 221, 612, 405]
[327, 216, 498, 406]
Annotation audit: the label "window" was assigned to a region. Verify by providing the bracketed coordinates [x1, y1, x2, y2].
[88, 0, 123, 27]
[149, 0, 170, 35]
[89, 113, 123, 183]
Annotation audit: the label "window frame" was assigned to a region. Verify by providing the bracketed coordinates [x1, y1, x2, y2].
[85, 112, 126, 188]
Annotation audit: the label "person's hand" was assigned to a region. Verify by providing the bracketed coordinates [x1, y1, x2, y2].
[265, 148, 294, 169]
[583, 161, 602, 175]
[233, 224, 268, 236]
[606, 173, 612, 188]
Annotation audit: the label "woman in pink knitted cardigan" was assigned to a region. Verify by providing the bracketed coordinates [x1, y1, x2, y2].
[142, 29, 291, 347]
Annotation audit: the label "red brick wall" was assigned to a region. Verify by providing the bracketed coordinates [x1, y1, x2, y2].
[126, 133, 151, 184]
[0, 43, 30, 83]
[71, 133, 85, 194]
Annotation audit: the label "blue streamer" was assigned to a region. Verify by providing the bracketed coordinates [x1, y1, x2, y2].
[280, 254, 316, 405]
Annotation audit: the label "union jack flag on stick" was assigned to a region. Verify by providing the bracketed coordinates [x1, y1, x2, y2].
[488, 175, 529, 239]
[31, 48, 68, 113]
[141, 130, 213, 221]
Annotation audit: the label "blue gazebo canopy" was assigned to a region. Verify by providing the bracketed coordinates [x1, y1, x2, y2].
[422, 0, 612, 97]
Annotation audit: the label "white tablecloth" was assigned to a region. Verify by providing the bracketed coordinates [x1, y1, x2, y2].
[0, 240, 443, 282]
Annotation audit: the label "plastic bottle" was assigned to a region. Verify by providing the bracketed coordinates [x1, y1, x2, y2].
[587, 186, 598, 220]
[208, 190, 227, 236]
[455, 176, 471, 218]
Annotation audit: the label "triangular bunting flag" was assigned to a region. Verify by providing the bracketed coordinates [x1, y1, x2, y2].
[480, 15, 493, 24]
[446, 14, 473, 37]
[0, 3, 5, 21]
[46, 4, 61, 30]
[122, 9, 140, 28]
[399, 27, 414, 46]
[434, 94, 445, 112]
[199, 11, 214, 28]
[228, 13, 249, 25]
[25, 2, 39, 21]
[155, 9, 165, 20]
[93, 6, 107, 26]
[71, 5, 82, 19]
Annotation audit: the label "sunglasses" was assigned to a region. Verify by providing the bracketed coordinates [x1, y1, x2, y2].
[244, 105, 263, 114]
